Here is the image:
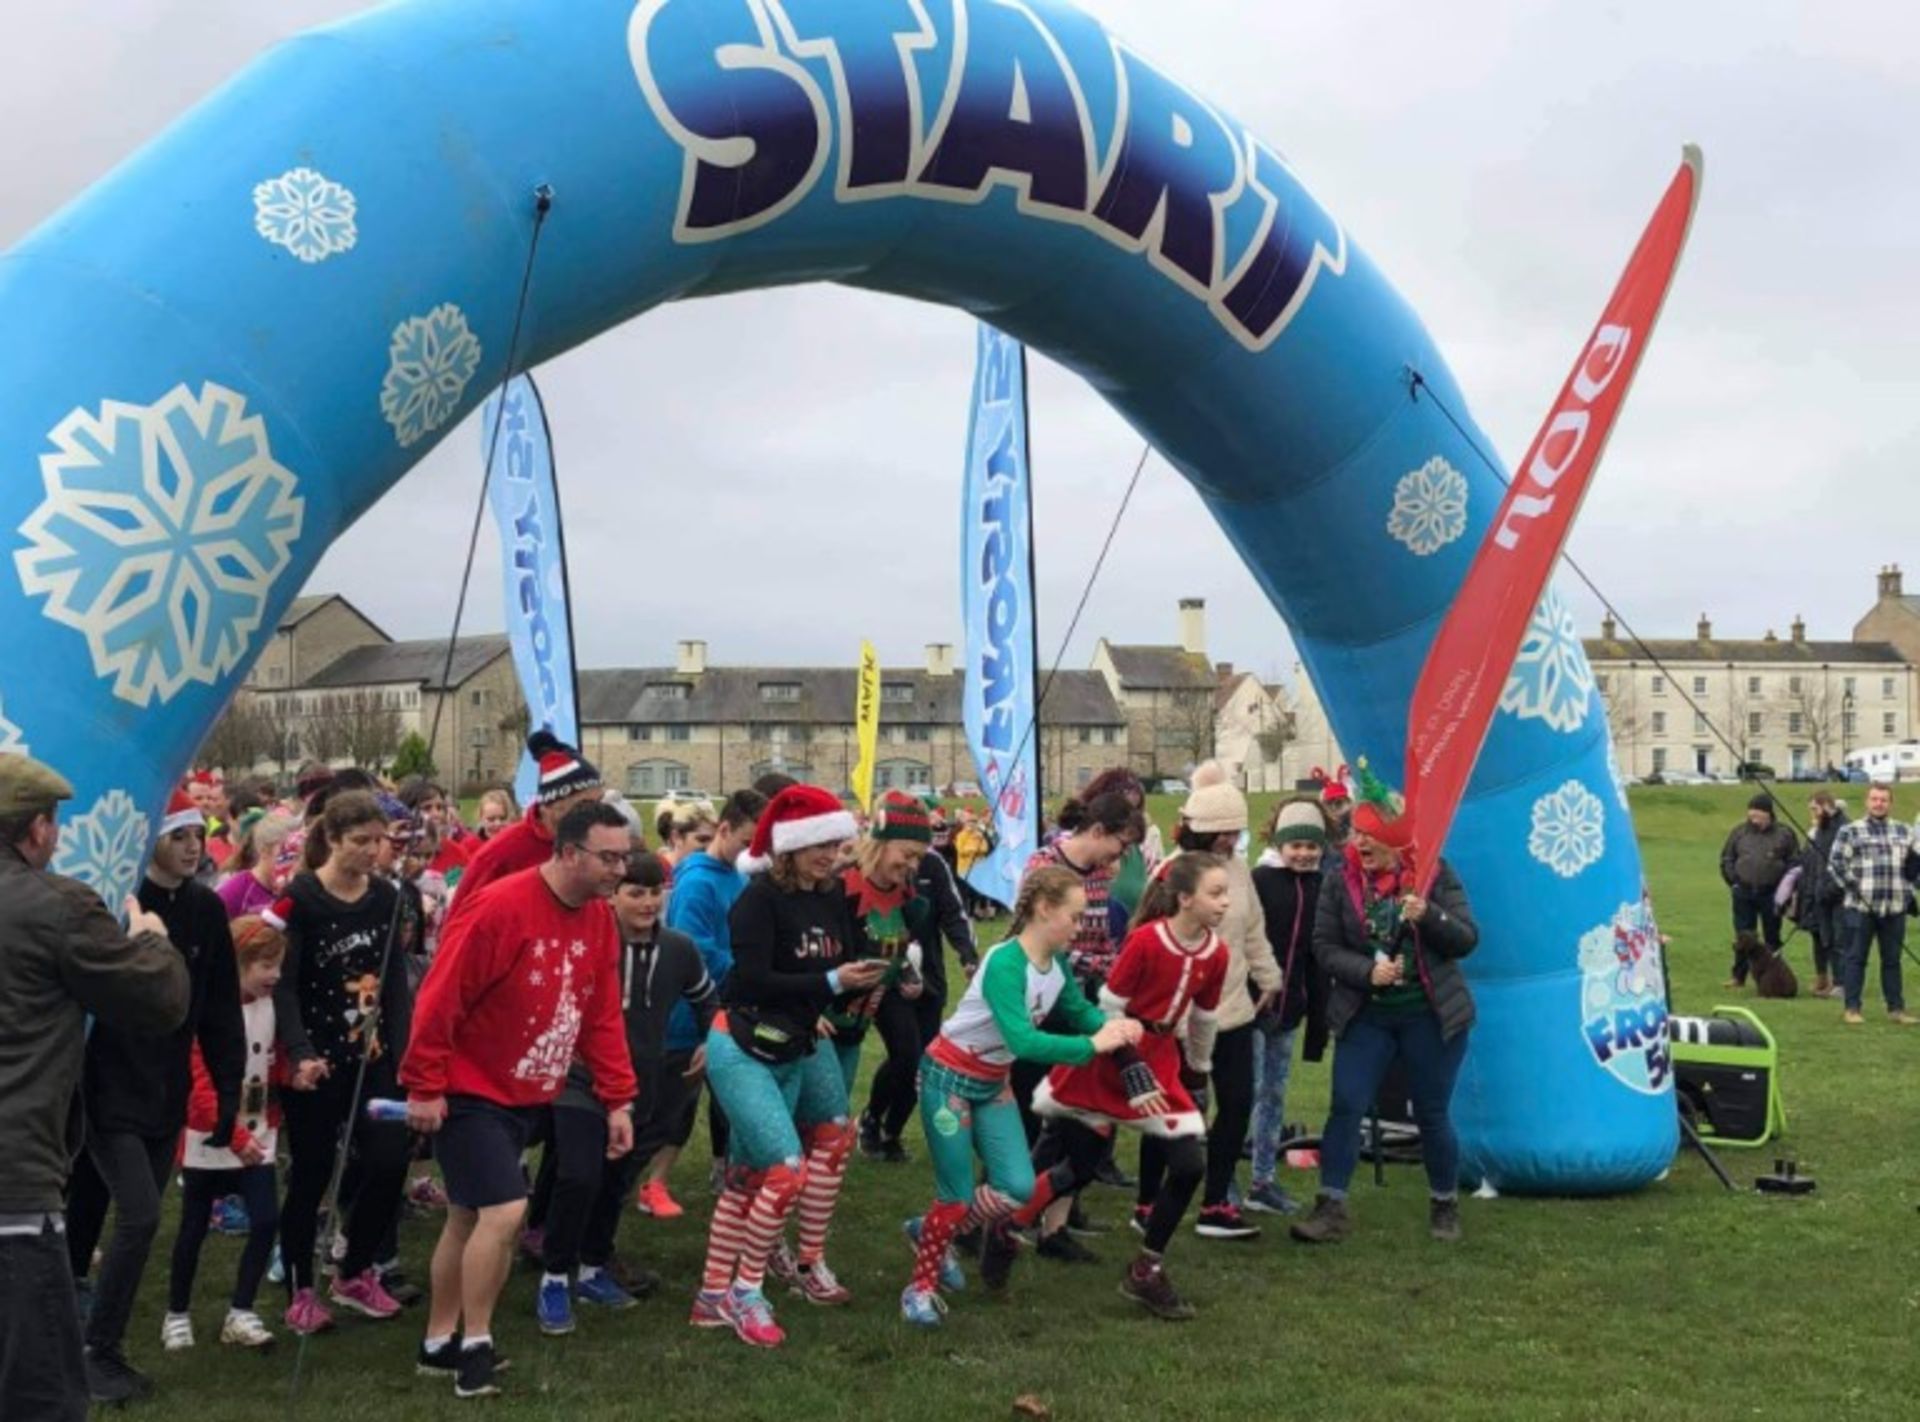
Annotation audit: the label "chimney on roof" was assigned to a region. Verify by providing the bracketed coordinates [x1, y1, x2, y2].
[1601, 612, 1618, 641]
[1696, 613, 1712, 642]
[1879, 565, 1904, 600]
[925, 643, 955, 677]
[1179, 598, 1207, 657]
[1215, 661, 1234, 680]
[675, 640, 707, 676]
[1764, 628, 1778, 645]
[1791, 615, 1806, 645]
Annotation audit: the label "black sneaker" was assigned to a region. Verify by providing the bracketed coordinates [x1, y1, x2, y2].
[608, 1257, 662, 1298]
[878, 1137, 912, 1165]
[1120, 1255, 1196, 1321]
[1066, 1199, 1109, 1236]
[84, 1344, 152, 1403]
[1429, 1196, 1463, 1243]
[1092, 1157, 1135, 1190]
[420, 1336, 512, 1377]
[1035, 1228, 1097, 1264]
[1289, 1194, 1352, 1244]
[856, 1112, 886, 1161]
[455, 1341, 501, 1400]
[978, 1222, 1020, 1292]
[1193, 1203, 1261, 1241]
[379, 1268, 424, 1307]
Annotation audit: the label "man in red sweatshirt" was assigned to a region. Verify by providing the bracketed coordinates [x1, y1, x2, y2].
[445, 732, 606, 924]
[402, 801, 638, 1400]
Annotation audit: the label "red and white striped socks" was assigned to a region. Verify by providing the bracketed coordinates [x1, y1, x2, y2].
[700, 1187, 752, 1294]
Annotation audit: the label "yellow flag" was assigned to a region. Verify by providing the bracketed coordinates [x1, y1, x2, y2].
[851, 640, 881, 812]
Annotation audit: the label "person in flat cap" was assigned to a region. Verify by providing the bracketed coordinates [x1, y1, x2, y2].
[0, 755, 189, 1418]
[1719, 791, 1798, 988]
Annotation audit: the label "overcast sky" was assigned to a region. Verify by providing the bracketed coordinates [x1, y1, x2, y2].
[6, 1, 1917, 686]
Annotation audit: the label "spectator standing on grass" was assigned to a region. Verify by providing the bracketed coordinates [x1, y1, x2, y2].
[1291, 763, 1479, 1248]
[1718, 793, 1798, 986]
[65, 789, 246, 1404]
[1827, 781, 1920, 1027]
[0, 754, 188, 1422]
[1791, 792, 1849, 999]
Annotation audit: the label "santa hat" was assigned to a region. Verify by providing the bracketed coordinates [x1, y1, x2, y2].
[1312, 765, 1352, 804]
[740, 785, 858, 873]
[870, 790, 933, 844]
[1269, 795, 1329, 847]
[1349, 757, 1413, 851]
[260, 895, 295, 932]
[528, 729, 602, 806]
[1181, 760, 1248, 834]
[188, 769, 221, 788]
[159, 788, 205, 837]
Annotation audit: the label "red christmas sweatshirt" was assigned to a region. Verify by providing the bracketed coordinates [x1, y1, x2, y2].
[445, 808, 553, 927]
[402, 866, 637, 1112]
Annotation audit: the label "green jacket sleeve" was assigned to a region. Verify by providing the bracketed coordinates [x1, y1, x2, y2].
[53, 876, 188, 1035]
[981, 949, 1096, 1069]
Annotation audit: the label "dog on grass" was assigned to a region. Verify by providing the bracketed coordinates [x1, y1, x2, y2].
[1736, 932, 1799, 999]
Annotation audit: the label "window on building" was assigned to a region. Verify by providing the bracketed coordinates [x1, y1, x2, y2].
[881, 683, 914, 704]
[769, 725, 790, 745]
[1748, 712, 1763, 735]
[406, 690, 418, 709]
[1884, 677, 1897, 699]
[1078, 727, 1092, 745]
[626, 760, 691, 795]
[1596, 673, 1610, 693]
[1651, 748, 1668, 773]
[1691, 676, 1707, 696]
[1103, 728, 1120, 745]
[1693, 713, 1708, 734]
[1747, 676, 1761, 696]
[665, 725, 691, 743]
[1651, 676, 1666, 695]
[1844, 676, 1857, 696]
[1076, 766, 1094, 789]
[1788, 675, 1803, 695]
[1651, 711, 1667, 735]
[645, 683, 690, 700]
[1885, 712, 1898, 737]
[628, 726, 652, 742]
[759, 682, 801, 702]
[875, 759, 932, 791]
[1843, 711, 1858, 736]
[905, 725, 931, 744]
[471, 690, 484, 706]
[1788, 712, 1805, 735]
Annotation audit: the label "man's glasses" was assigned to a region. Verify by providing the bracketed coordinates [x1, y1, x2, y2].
[574, 847, 629, 868]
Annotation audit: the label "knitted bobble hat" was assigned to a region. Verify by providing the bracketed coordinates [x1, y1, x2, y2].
[1270, 795, 1330, 847]
[740, 785, 858, 873]
[1181, 760, 1248, 834]
[870, 789, 933, 844]
[528, 729, 602, 805]
[1349, 757, 1413, 850]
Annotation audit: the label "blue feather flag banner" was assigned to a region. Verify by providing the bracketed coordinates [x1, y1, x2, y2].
[480, 374, 580, 807]
[959, 325, 1040, 908]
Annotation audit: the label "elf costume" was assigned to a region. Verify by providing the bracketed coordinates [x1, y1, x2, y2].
[900, 937, 1109, 1325]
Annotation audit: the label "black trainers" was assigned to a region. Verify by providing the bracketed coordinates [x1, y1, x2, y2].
[379, 1268, 424, 1307]
[1288, 1193, 1353, 1244]
[979, 1222, 1020, 1292]
[856, 1112, 886, 1161]
[454, 1340, 501, 1399]
[1035, 1228, 1097, 1264]
[1119, 1255, 1196, 1321]
[420, 1336, 512, 1378]
[84, 1344, 152, 1404]
[1193, 1203, 1261, 1241]
[1429, 1196, 1463, 1243]
[1092, 1157, 1136, 1190]
[1066, 1199, 1109, 1236]
[878, 1137, 912, 1165]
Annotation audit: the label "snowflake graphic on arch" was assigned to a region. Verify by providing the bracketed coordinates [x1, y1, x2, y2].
[1528, 779, 1605, 878]
[253, 167, 358, 264]
[1386, 456, 1468, 556]
[1603, 738, 1630, 811]
[14, 384, 306, 707]
[380, 303, 483, 447]
[1498, 588, 1595, 733]
[52, 788, 150, 908]
[0, 691, 25, 756]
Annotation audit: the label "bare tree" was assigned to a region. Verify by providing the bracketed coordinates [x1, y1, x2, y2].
[342, 690, 405, 771]
[1790, 679, 1836, 767]
[301, 696, 352, 766]
[196, 695, 278, 775]
[1157, 689, 1218, 777]
[1252, 698, 1297, 786]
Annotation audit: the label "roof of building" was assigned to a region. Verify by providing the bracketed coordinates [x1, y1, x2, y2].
[301, 635, 511, 690]
[1103, 644, 1217, 690]
[578, 666, 1126, 727]
[277, 593, 387, 639]
[1584, 636, 1907, 666]
[1213, 670, 1263, 714]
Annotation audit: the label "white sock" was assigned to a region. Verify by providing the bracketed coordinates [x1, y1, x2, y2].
[542, 1271, 569, 1288]
[424, 1332, 453, 1351]
[577, 1265, 602, 1283]
[461, 1333, 492, 1352]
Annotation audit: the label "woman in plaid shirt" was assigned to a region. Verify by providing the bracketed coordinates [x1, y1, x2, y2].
[1826, 782, 1920, 1026]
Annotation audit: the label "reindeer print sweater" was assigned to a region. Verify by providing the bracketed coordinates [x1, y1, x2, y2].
[274, 871, 413, 1074]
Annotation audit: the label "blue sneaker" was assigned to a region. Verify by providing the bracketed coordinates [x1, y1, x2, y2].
[211, 1196, 251, 1236]
[536, 1275, 575, 1336]
[266, 1243, 284, 1286]
[899, 1285, 948, 1329]
[575, 1270, 637, 1311]
[902, 1218, 965, 1293]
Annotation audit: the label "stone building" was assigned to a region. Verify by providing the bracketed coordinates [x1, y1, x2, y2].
[243, 594, 387, 691]
[578, 641, 1128, 802]
[1092, 598, 1219, 780]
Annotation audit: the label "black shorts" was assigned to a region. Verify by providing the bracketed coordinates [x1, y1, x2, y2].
[438, 1096, 543, 1210]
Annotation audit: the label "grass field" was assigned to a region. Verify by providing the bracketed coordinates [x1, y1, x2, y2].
[121, 785, 1917, 1421]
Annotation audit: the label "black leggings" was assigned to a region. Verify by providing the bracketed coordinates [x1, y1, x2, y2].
[1041, 1120, 1201, 1253]
[1134, 1022, 1254, 1210]
[280, 1067, 411, 1292]
[541, 1106, 609, 1276]
[67, 1131, 174, 1351]
[866, 991, 943, 1140]
[168, 1165, 279, 1312]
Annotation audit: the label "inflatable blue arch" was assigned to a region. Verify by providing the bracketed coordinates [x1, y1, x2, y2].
[0, 0, 1674, 1193]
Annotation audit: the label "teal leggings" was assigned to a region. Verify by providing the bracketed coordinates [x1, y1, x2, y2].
[831, 1035, 864, 1096]
[705, 1026, 850, 1170]
[918, 1057, 1036, 1206]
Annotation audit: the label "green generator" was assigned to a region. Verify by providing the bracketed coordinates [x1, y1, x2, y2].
[1668, 1006, 1785, 1148]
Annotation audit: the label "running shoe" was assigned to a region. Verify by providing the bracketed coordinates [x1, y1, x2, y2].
[1194, 1203, 1261, 1241]
[1243, 1181, 1301, 1216]
[792, 1258, 853, 1306]
[1036, 1228, 1097, 1264]
[1128, 1204, 1151, 1237]
[635, 1179, 684, 1219]
[419, 1335, 512, 1376]
[536, 1275, 575, 1336]
[284, 1287, 335, 1336]
[688, 1289, 731, 1330]
[83, 1346, 151, 1404]
[330, 1268, 403, 1320]
[576, 1270, 638, 1311]
[219, 1309, 274, 1349]
[211, 1195, 251, 1236]
[161, 1312, 195, 1351]
[978, 1221, 1021, 1292]
[455, 1341, 502, 1399]
[721, 1286, 785, 1348]
[1120, 1255, 1196, 1321]
[899, 1285, 949, 1329]
[902, 1217, 966, 1293]
[766, 1239, 801, 1290]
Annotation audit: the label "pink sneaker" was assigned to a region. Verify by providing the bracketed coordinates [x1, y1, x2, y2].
[328, 1268, 402, 1320]
[791, 1258, 852, 1307]
[688, 1288, 730, 1329]
[284, 1287, 335, 1335]
[721, 1287, 785, 1348]
[636, 1179, 684, 1220]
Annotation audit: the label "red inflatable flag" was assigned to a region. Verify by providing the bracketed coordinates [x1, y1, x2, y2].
[1404, 146, 1703, 891]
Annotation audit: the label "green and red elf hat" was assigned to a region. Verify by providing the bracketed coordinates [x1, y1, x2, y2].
[870, 789, 933, 844]
[1349, 757, 1414, 851]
